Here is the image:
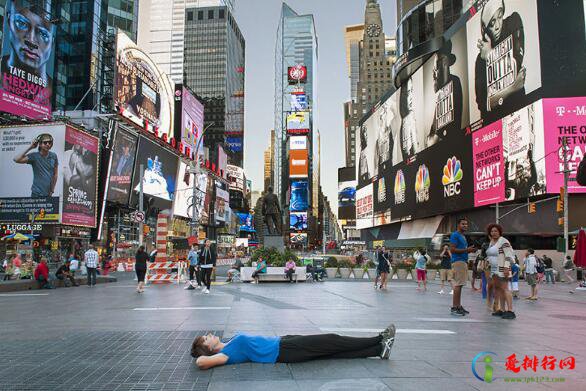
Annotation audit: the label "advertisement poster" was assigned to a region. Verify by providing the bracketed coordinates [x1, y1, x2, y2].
[0, 124, 65, 223]
[176, 86, 204, 158]
[289, 212, 308, 231]
[0, 0, 56, 119]
[473, 120, 506, 206]
[173, 162, 207, 219]
[61, 127, 99, 227]
[289, 136, 307, 150]
[543, 97, 586, 193]
[131, 136, 179, 203]
[467, 0, 542, 127]
[226, 165, 245, 191]
[218, 145, 228, 178]
[290, 232, 308, 244]
[288, 65, 307, 84]
[502, 101, 546, 200]
[226, 137, 243, 153]
[114, 32, 174, 141]
[286, 111, 310, 133]
[289, 149, 308, 178]
[290, 180, 309, 212]
[422, 29, 469, 145]
[107, 129, 137, 204]
[215, 185, 229, 223]
[290, 92, 308, 111]
[356, 183, 373, 230]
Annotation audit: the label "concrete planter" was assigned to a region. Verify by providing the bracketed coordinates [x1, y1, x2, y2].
[396, 269, 408, 279]
[427, 270, 437, 281]
[339, 268, 351, 278]
[367, 269, 377, 280]
[408, 270, 416, 280]
[326, 268, 339, 279]
[353, 269, 364, 279]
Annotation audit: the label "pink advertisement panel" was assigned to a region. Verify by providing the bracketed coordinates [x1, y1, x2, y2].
[543, 97, 586, 194]
[473, 120, 506, 206]
[61, 126, 99, 227]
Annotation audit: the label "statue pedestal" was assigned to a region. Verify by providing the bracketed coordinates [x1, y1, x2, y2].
[263, 235, 284, 251]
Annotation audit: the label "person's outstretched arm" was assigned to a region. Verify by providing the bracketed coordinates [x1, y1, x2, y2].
[196, 354, 228, 370]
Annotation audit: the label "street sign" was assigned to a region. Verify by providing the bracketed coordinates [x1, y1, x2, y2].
[130, 211, 145, 223]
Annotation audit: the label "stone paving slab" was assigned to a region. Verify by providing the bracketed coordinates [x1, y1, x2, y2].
[0, 278, 585, 390]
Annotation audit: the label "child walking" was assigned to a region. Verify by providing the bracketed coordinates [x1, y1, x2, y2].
[416, 249, 429, 291]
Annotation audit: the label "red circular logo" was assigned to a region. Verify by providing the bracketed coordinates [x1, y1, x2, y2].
[288, 65, 307, 81]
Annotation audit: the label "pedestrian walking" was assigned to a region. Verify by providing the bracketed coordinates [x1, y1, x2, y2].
[84, 244, 99, 287]
[376, 247, 391, 290]
[485, 224, 516, 319]
[192, 324, 396, 369]
[563, 255, 575, 283]
[135, 245, 149, 293]
[523, 249, 539, 300]
[415, 249, 429, 291]
[185, 244, 202, 290]
[199, 240, 216, 294]
[450, 218, 476, 316]
[438, 245, 453, 295]
[536, 256, 545, 284]
[509, 260, 520, 299]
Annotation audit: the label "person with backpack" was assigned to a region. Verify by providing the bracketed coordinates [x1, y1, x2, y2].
[535, 256, 545, 284]
[542, 255, 555, 284]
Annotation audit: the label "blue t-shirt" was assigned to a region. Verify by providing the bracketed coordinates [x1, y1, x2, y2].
[415, 255, 427, 270]
[220, 334, 281, 364]
[26, 151, 58, 197]
[188, 250, 199, 266]
[450, 231, 468, 263]
[511, 263, 520, 282]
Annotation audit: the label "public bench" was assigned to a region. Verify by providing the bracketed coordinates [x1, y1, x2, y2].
[0, 275, 117, 292]
[240, 266, 306, 283]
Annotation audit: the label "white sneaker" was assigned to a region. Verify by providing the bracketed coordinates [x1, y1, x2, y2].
[437, 290, 444, 294]
[203, 288, 210, 294]
[449, 290, 454, 295]
[195, 285, 202, 290]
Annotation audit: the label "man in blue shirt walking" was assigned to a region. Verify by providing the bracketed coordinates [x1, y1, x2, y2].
[185, 244, 202, 290]
[450, 218, 476, 316]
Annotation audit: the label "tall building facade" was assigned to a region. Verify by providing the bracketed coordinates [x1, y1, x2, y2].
[107, 0, 138, 38]
[263, 129, 275, 192]
[274, 3, 317, 247]
[183, 4, 245, 167]
[344, 24, 364, 103]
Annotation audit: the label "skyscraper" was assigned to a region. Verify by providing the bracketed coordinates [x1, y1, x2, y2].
[183, 4, 245, 167]
[344, 24, 364, 103]
[107, 0, 138, 39]
[274, 3, 317, 246]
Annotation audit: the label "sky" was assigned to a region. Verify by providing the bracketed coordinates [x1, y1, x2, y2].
[235, 0, 397, 211]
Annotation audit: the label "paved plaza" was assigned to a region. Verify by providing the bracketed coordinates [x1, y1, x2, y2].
[0, 275, 585, 391]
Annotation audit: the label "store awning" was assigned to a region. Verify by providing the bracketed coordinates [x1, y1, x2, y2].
[397, 215, 444, 240]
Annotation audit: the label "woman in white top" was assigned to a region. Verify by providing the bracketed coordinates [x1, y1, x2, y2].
[485, 223, 516, 320]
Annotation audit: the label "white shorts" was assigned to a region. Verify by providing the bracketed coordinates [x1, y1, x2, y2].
[508, 281, 519, 291]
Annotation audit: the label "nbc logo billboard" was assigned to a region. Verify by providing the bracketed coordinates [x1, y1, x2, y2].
[442, 156, 463, 197]
[394, 170, 406, 205]
[415, 165, 430, 203]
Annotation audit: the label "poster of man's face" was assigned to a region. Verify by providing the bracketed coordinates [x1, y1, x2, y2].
[107, 129, 137, 204]
[397, 69, 425, 161]
[0, 0, 56, 118]
[467, 0, 542, 127]
[422, 29, 469, 147]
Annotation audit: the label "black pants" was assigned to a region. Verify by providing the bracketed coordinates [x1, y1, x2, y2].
[277, 334, 382, 363]
[135, 268, 146, 283]
[201, 267, 212, 289]
[189, 265, 202, 286]
[285, 269, 295, 282]
[87, 267, 97, 286]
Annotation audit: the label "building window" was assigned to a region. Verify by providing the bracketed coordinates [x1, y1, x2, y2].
[187, 11, 193, 21]
[198, 11, 203, 20]
[219, 9, 225, 19]
[208, 10, 214, 19]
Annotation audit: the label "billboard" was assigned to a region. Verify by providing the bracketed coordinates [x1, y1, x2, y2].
[0, 0, 56, 119]
[466, 0, 542, 128]
[173, 162, 208, 219]
[106, 128, 137, 204]
[289, 212, 308, 231]
[288, 65, 307, 84]
[543, 96, 586, 193]
[338, 180, 356, 220]
[473, 120, 506, 207]
[226, 165, 245, 191]
[290, 180, 309, 212]
[114, 32, 174, 142]
[131, 136, 179, 204]
[215, 185, 229, 223]
[226, 137, 243, 153]
[290, 233, 307, 244]
[61, 127, 99, 227]
[356, 184, 373, 230]
[218, 145, 228, 178]
[174, 85, 204, 159]
[286, 112, 310, 133]
[289, 136, 307, 150]
[0, 123, 65, 223]
[289, 149, 308, 178]
[290, 92, 308, 111]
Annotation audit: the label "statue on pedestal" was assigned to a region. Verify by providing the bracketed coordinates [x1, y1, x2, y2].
[262, 186, 282, 235]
